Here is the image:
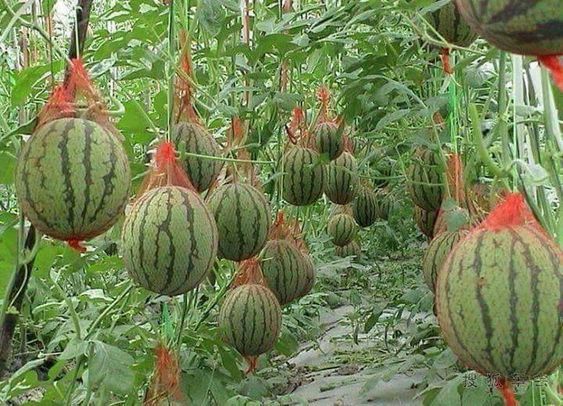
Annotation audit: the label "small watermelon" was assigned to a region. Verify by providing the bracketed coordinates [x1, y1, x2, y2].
[174, 122, 223, 193]
[207, 182, 271, 262]
[407, 147, 443, 211]
[282, 147, 325, 206]
[327, 213, 358, 247]
[326, 152, 358, 205]
[426, 2, 478, 47]
[414, 206, 439, 239]
[15, 118, 130, 242]
[261, 239, 308, 306]
[121, 186, 218, 296]
[335, 240, 362, 259]
[219, 283, 282, 357]
[352, 187, 378, 227]
[315, 121, 343, 161]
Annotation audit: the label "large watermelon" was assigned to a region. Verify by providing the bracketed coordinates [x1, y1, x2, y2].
[352, 187, 378, 227]
[414, 206, 439, 239]
[261, 239, 308, 306]
[325, 152, 358, 205]
[327, 213, 358, 247]
[422, 229, 469, 292]
[454, 0, 563, 56]
[15, 118, 131, 241]
[407, 148, 443, 211]
[173, 122, 223, 193]
[297, 253, 316, 298]
[436, 194, 562, 381]
[121, 186, 218, 296]
[219, 283, 282, 356]
[207, 183, 271, 262]
[282, 147, 325, 206]
[426, 2, 478, 47]
[315, 121, 343, 161]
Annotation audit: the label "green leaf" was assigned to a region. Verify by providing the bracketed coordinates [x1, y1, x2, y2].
[59, 337, 88, 360]
[88, 340, 135, 395]
[0, 152, 16, 185]
[430, 376, 463, 406]
[10, 62, 64, 106]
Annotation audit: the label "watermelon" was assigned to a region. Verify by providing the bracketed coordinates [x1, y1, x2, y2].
[375, 189, 392, 221]
[335, 240, 362, 259]
[422, 229, 469, 292]
[297, 253, 316, 298]
[327, 213, 358, 247]
[407, 148, 443, 211]
[282, 147, 325, 206]
[219, 283, 282, 356]
[173, 122, 223, 193]
[261, 239, 308, 306]
[325, 152, 358, 205]
[454, 0, 563, 57]
[15, 118, 131, 241]
[315, 121, 343, 161]
[121, 186, 218, 296]
[352, 187, 378, 227]
[427, 2, 478, 47]
[414, 206, 439, 239]
[436, 194, 562, 381]
[207, 183, 271, 262]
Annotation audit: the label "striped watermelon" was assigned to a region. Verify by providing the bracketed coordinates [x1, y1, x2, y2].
[207, 183, 271, 262]
[375, 189, 392, 221]
[414, 206, 439, 239]
[326, 152, 358, 205]
[282, 147, 326, 206]
[297, 253, 316, 298]
[315, 121, 343, 161]
[327, 213, 358, 247]
[422, 229, 469, 292]
[15, 118, 131, 241]
[427, 2, 478, 47]
[407, 148, 443, 211]
[218, 283, 282, 356]
[121, 186, 218, 296]
[335, 240, 361, 259]
[173, 122, 223, 193]
[436, 194, 562, 381]
[455, 0, 563, 56]
[352, 187, 378, 227]
[261, 239, 308, 306]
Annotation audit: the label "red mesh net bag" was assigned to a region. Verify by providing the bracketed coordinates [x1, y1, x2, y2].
[538, 55, 563, 92]
[174, 31, 200, 126]
[285, 107, 312, 148]
[36, 59, 118, 137]
[144, 342, 183, 405]
[136, 141, 195, 198]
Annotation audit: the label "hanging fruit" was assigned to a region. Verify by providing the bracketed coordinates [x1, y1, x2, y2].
[261, 212, 314, 306]
[207, 182, 271, 262]
[313, 86, 344, 160]
[173, 33, 223, 193]
[436, 193, 562, 382]
[15, 59, 131, 251]
[407, 147, 444, 211]
[426, 2, 478, 73]
[455, 0, 563, 89]
[121, 142, 218, 296]
[328, 209, 359, 247]
[325, 138, 358, 205]
[218, 259, 282, 373]
[352, 185, 379, 228]
[282, 108, 326, 206]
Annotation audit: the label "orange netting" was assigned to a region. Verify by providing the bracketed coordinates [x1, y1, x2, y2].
[480, 193, 535, 231]
[445, 153, 465, 205]
[144, 342, 183, 405]
[231, 258, 266, 289]
[439, 48, 453, 75]
[494, 377, 518, 406]
[174, 31, 201, 125]
[538, 55, 563, 92]
[285, 107, 309, 146]
[137, 141, 195, 197]
[316, 85, 332, 123]
[37, 59, 117, 137]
